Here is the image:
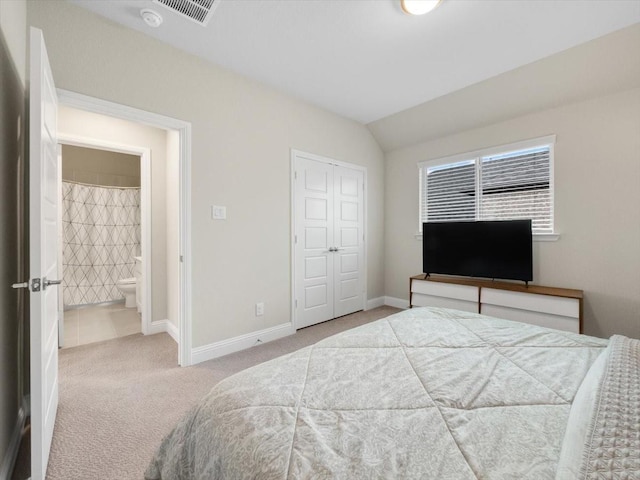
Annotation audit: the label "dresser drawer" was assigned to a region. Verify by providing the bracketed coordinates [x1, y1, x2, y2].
[480, 304, 580, 333]
[411, 280, 478, 302]
[481, 288, 579, 319]
[411, 293, 478, 313]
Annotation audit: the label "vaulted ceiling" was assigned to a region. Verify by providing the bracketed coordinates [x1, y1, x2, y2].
[69, 0, 640, 128]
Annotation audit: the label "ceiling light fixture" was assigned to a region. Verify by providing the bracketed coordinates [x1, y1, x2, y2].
[401, 0, 442, 16]
[140, 9, 164, 28]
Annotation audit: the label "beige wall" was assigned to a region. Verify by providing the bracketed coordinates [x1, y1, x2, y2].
[28, 1, 385, 349]
[58, 106, 168, 323]
[385, 88, 640, 339]
[62, 145, 140, 187]
[0, 0, 26, 86]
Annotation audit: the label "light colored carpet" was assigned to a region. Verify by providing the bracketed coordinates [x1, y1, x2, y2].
[45, 306, 400, 480]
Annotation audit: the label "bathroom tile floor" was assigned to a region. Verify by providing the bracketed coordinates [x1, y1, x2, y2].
[62, 301, 141, 349]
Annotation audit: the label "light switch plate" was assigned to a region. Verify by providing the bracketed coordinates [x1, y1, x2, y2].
[211, 205, 226, 220]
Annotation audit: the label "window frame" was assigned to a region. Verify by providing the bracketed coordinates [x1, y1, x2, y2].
[417, 135, 558, 241]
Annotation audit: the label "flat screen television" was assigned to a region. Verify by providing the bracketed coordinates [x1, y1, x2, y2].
[422, 220, 533, 283]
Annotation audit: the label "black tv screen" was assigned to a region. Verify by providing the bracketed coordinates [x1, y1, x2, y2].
[422, 220, 533, 282]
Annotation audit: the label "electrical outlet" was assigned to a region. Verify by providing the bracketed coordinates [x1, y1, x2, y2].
[255, 302, 264, 316]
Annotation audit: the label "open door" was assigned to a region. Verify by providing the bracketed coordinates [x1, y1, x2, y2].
[29, 27, 60, 480]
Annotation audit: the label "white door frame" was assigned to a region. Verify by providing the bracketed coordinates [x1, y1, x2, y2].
[57, 89, 193, 366]
[57, 134, 153, 337]
[290, 149, 367, 328]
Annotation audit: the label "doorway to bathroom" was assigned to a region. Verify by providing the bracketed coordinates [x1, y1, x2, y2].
[56, 101, 186, 365]
[58, 141, 146, 347]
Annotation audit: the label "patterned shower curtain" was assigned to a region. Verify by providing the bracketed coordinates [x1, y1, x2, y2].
[62, 181, 141, 306]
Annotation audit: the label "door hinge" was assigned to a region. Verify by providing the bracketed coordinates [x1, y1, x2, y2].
[180, 255, 184, 263]
[31, 278, 41, 292]
[295, 299, 298, 308]
[295, 235, 297, 244]
[294, 171, 298, 180]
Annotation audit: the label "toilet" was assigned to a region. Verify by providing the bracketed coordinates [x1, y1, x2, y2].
[116, 277, 137, 308]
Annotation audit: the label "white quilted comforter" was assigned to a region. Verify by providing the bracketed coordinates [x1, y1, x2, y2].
[146, 307, 639, 480]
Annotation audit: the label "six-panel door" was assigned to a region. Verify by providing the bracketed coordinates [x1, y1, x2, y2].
[294, 154, 364, 329]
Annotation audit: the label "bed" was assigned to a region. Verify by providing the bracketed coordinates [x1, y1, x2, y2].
[145, 307, 639, 479]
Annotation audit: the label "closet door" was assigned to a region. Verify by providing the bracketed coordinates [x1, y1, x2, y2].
[294, 157, 335, 329]
[333, 166, 364, 317]
[293, 153, 365, 329]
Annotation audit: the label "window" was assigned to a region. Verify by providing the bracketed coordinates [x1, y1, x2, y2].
[419, 136, 555, 235]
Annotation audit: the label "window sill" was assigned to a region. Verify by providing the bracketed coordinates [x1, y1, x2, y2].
[414, 232, 561, 242]
[533, 233, 560, 242]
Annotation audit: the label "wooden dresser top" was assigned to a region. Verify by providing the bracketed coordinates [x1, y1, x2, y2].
[410, 274, 583, 299]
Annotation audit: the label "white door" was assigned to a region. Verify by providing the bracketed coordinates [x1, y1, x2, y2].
[29, 27, 60, 480]
[293, 153, 365, 329]
[332, 166, 364, 317]
[294, 157, 335, 329]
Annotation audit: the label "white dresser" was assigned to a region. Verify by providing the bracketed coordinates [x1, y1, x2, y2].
[410, 274, 583, 334]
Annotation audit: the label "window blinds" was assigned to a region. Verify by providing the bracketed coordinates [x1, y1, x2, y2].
[420, 143, 553, 234]
[422, 160, 476, 222]
[480, 147, 552, 233]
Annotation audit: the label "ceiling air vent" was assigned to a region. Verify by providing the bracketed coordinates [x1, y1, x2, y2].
[153, 0, 220, 26]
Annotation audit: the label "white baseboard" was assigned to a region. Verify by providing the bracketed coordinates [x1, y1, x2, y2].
[147, 319, 179, 345]
[191, 322, 296, 365]
[384, 296, 410, 309]
[365, 297, 385, 310]
[147, 319, 170, 335]
[166, 321, 179, 344]
[0, 397, 27, 480]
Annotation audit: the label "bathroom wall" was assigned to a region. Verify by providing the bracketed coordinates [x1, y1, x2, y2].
[58, 105, 169, 323]
[61, 145, 140, 187]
